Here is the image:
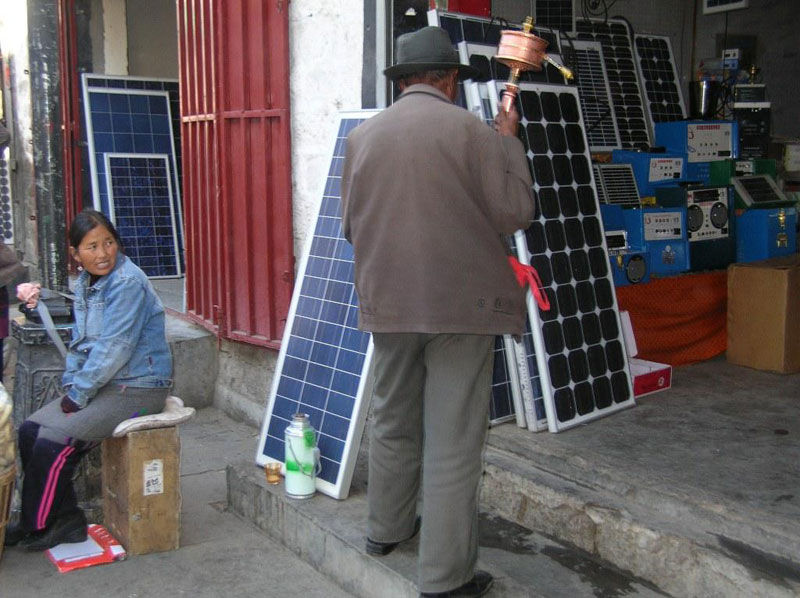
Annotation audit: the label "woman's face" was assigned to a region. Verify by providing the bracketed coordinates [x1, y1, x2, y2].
[71, 224, 119, 278]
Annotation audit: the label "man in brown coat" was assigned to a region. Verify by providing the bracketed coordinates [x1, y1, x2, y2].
[342, 26, 534, 598]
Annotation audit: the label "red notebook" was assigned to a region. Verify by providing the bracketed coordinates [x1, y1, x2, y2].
[45, 524, 127, 573]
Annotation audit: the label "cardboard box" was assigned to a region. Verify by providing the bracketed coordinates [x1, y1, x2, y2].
[727, 254, 800, 373]
[620, 311, 673, 398]
[101, 427, 181, 556]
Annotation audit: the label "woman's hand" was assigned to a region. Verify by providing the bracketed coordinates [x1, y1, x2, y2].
[60, 395, 82, 414]
[17, 282, 42, 308]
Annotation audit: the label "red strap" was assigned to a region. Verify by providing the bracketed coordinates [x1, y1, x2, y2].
[508, 256, 551, 311]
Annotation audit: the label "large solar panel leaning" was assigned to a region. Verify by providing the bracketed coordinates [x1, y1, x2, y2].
[633, 34, 687, 130]
[82, 74, 183, 232]
[465, 84, 550, 431]
[565, 39, 621, 152]
[486, 81, 635, 432]
[82, 74, 184, 276]
[592, 163, 642, 208]
[256, 111, 380, 500]
[574, 18, 652, 150]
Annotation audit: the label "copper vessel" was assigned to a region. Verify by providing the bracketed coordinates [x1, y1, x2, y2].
[496, 17, 574, 112]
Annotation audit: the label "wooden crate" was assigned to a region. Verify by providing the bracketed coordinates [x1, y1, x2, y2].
[102, 427, 181, 555]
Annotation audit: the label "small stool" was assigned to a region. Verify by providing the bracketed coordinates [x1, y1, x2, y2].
[101, 396, 195, 556]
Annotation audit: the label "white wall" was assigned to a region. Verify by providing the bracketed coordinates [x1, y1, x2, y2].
[102, 0, 128, 74]
[126, 0, 178, 78]
[289, 0, 364, 260]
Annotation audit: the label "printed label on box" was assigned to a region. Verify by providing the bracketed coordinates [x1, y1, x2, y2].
[143, 459, 164, 496]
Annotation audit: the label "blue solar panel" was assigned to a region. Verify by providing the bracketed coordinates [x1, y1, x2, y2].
[82, 75, 183, 277]
[256, 111, 380, 500]
[105, 154, 180, 278]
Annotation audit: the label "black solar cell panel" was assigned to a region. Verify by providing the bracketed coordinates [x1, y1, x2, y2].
[486, 81, 635, 432]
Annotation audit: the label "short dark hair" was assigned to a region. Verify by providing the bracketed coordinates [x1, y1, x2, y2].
[396, 68, 456, 89]
[69, 209, 124, 252]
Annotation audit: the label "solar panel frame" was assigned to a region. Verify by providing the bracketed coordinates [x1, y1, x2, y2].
[255, 110, 380, 500]
[487, 80, 636, 432]
[633, 34, 687, 132]
[104, 153, 182, 278]
[574, 17, 652, 150]
[566, 39, 622, 152]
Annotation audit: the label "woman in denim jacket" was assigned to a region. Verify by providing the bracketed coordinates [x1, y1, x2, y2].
[6, 209, 173, 551]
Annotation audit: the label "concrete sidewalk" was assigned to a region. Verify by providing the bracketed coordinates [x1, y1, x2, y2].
[0, 409, 353, 598]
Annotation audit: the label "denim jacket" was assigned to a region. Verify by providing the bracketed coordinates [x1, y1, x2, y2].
[62, 254, 173, 407]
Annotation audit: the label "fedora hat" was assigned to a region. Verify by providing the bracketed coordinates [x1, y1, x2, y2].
[384, 26, 481, 81]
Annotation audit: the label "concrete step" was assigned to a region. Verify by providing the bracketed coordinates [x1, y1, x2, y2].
[475, 358, 800, 598]
[166, 314, 217, 410]
[227, 459, 667, 598]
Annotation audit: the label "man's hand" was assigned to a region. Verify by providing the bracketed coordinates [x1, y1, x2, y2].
[494, 102, 521, 138]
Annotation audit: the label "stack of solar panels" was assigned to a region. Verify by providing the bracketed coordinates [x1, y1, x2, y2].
[574, 18, 652, 150]
[81, 74, 183, 278]
[430, 9, 571, 86]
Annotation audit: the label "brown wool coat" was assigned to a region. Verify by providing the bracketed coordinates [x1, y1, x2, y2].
[341, 84, 534, 336]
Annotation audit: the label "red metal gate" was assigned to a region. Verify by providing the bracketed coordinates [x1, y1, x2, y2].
[178, 0, 294, 348]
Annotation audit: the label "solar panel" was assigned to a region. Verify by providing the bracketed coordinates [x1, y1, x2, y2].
[434, 10, 569, 86]
[83, 74, 182, 198]
[82, 74, 183, 277]
[255, 111, 380, 500]
[732, 174, 793, 208]
[510, 322, 549, 431]
[0, 147, 14, 244]
[566, 39, 621, 151]
[104, 154, 181, 278]
[634, 34, 687, 130]
[490, 335, 522, 426]
[575, 18, 652, 150]
[534, 0, 575, 33]
[593, 163, 642, 208]
[486, 80, 636, 432]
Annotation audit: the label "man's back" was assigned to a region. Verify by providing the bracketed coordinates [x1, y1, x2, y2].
[342, 84, 535, 336]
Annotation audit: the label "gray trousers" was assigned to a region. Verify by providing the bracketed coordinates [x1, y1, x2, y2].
[368, 332, 494, 594]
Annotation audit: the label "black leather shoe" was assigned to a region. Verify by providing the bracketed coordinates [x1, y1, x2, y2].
[366, 515, 422, 556]
[22, 510, 88, 552]
[3, 522, 29, 547]
[420, 570, 494, 598]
